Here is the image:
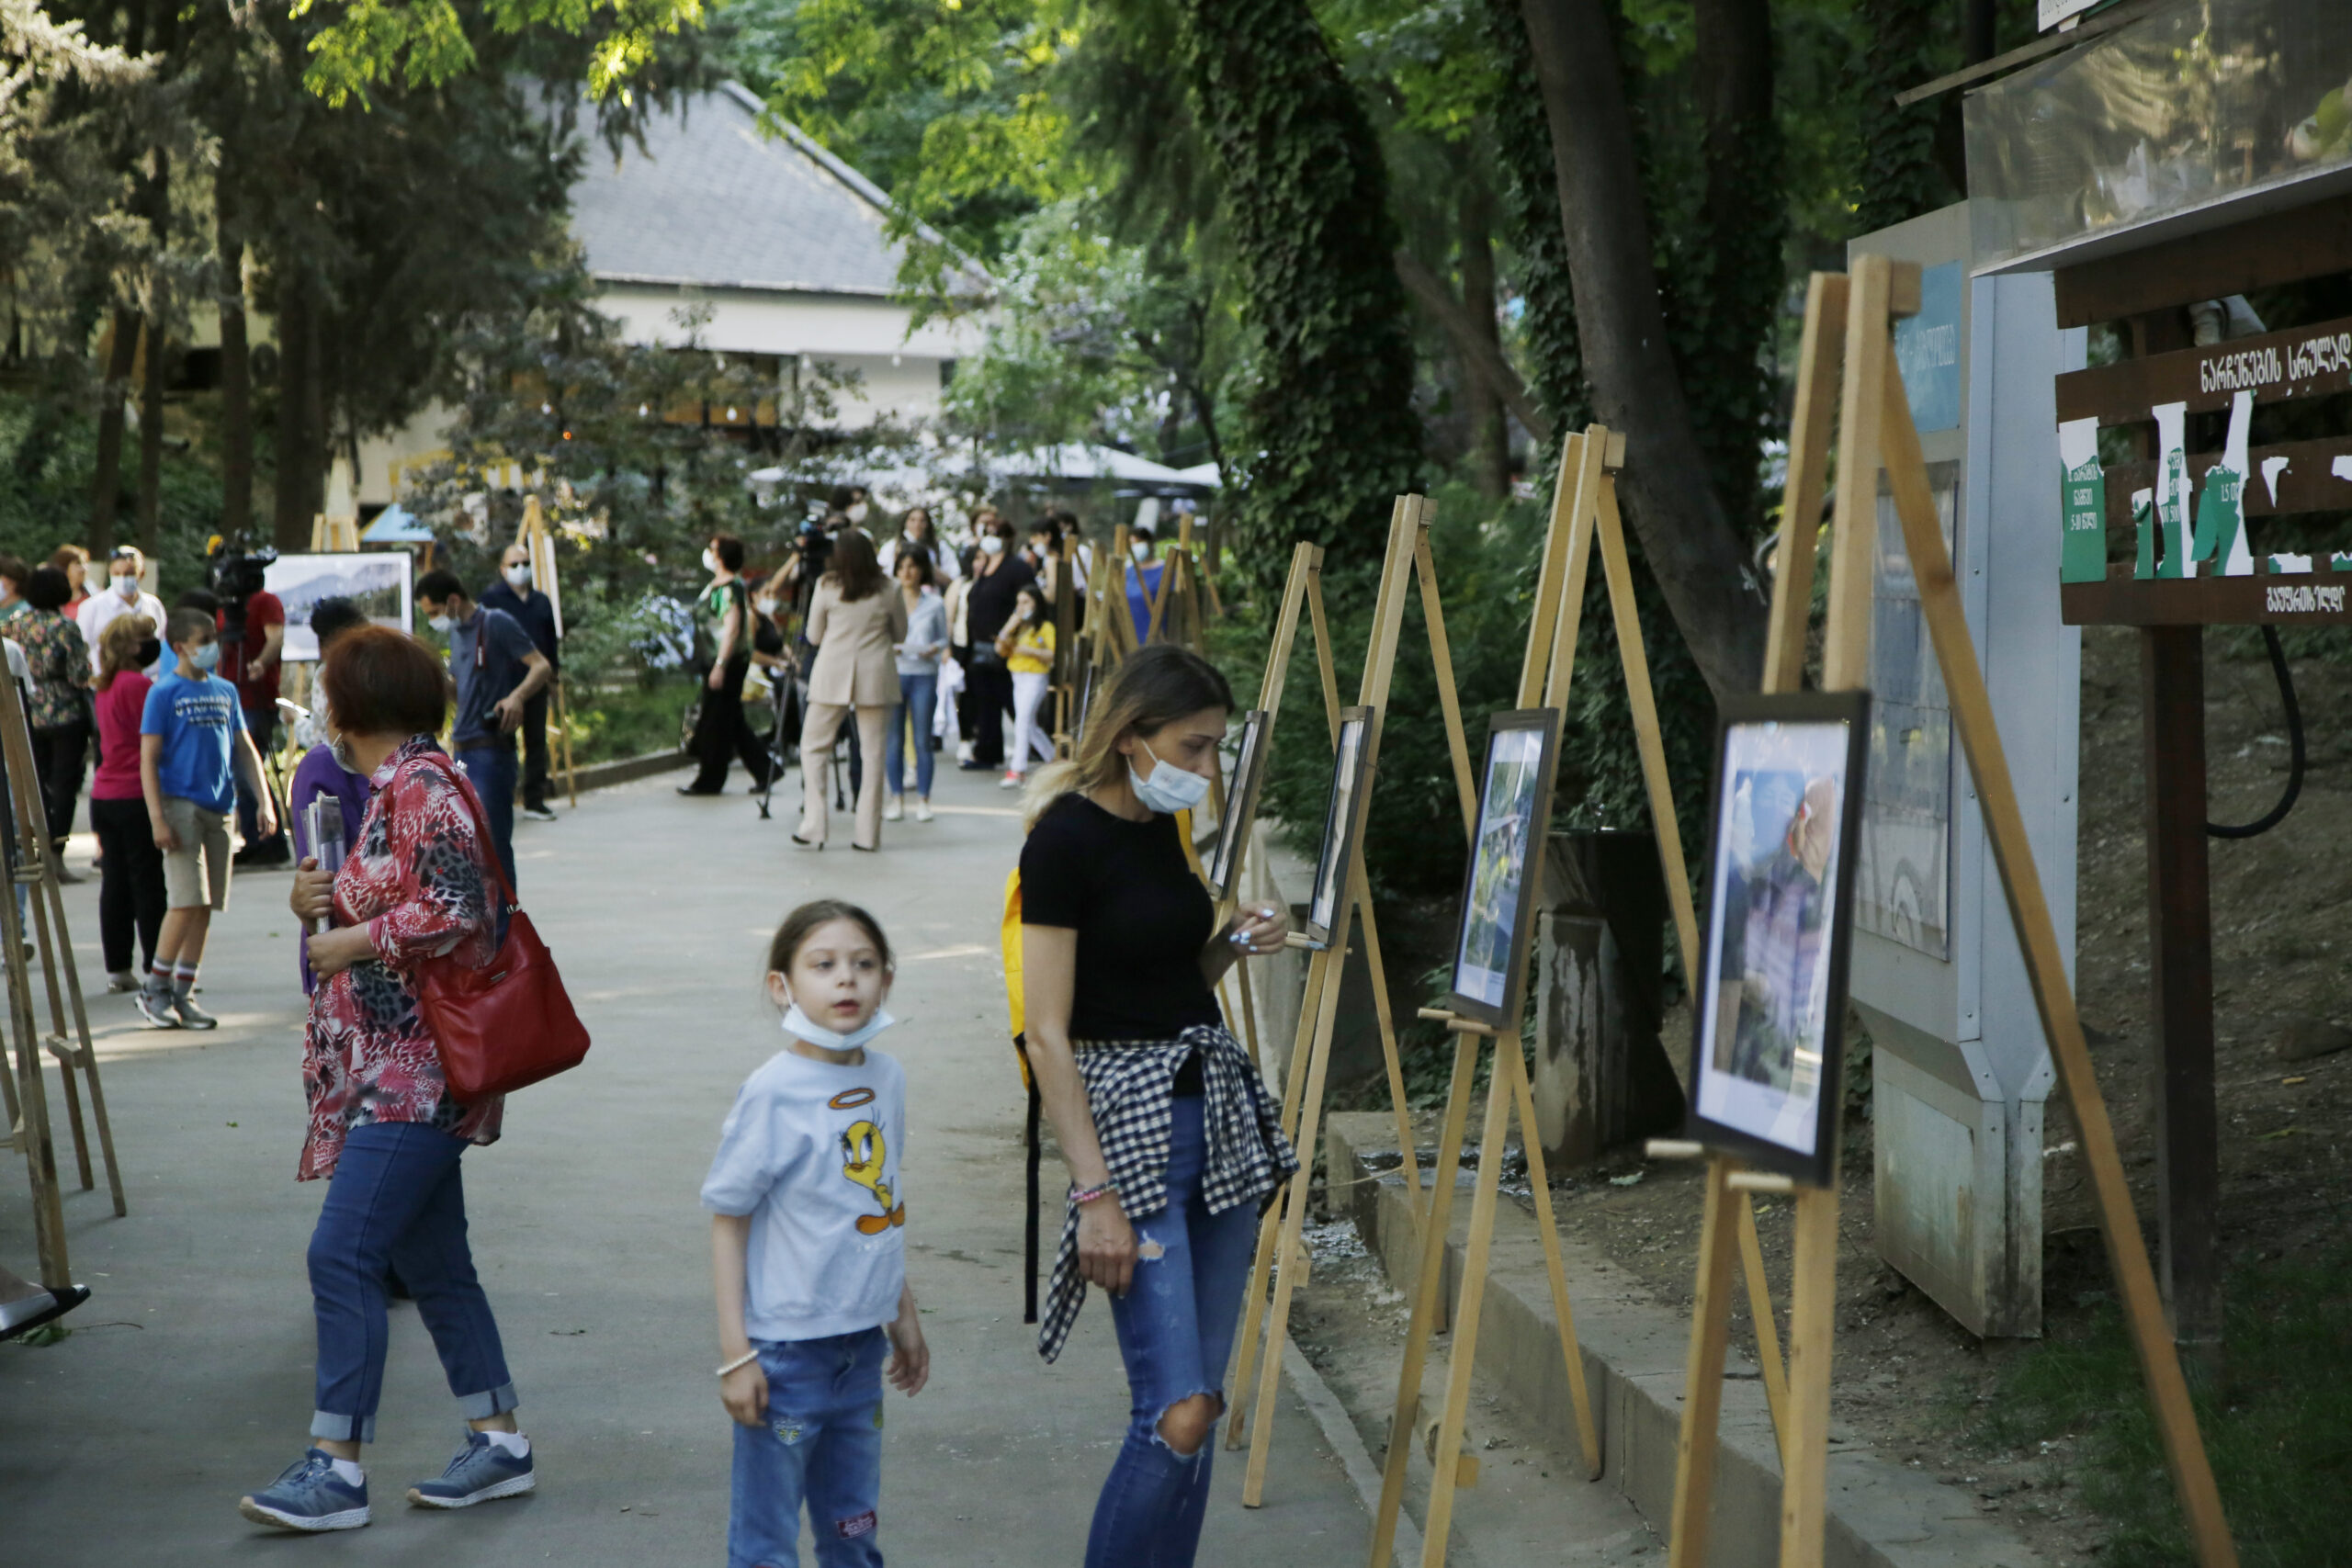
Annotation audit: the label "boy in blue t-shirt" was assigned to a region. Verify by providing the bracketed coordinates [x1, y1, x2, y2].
[137, 606, 277, 1030]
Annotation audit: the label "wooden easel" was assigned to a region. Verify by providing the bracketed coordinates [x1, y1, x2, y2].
[309, 512, 361, 553]
[1, 662, 125, 1293]
[1657, 258, 2237, 1568]
[1226, 497, 1493, 1507]
[1369, 425, 1713, 1568]
[514, 495, 581, 807]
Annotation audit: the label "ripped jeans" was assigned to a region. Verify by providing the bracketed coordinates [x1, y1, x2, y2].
[1086, 1094, 1259, 1568]
[729, 1327, 888, 1568]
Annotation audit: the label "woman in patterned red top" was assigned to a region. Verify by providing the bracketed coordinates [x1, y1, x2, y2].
[238, 626, 537, 1533]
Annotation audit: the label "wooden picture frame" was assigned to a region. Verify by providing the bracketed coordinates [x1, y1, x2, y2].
[1442, 708, 1564, 1030]
[1684, 688, 1871, 1188]
[1206, 708, 1271, 900]
[1301, 706, 1374, 949]
[265, 551, 416, 661]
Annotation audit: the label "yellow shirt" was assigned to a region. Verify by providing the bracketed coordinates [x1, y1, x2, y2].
[1009, 622, 1056, 676]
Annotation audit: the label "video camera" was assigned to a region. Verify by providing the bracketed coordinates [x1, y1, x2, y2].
[205, 536, 277, 678]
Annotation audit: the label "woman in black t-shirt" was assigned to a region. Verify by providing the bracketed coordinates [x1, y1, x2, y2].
[1017, 644, 1296, 1568]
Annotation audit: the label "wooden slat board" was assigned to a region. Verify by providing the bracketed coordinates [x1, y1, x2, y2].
[2052, 192, 2352, 329]
[2056, 313, 2352, 425]
[2101, 434, 2352, 525]
[2061, 568, 2352, 626]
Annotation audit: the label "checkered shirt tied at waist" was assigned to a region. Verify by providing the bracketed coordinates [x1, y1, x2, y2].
[1036, 1023, 1297, 1362]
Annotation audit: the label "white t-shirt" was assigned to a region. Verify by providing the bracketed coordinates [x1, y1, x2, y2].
[701, 1046, 908, 1342]
[76, 585, 168, 674]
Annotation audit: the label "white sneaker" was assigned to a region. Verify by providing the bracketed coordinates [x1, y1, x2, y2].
[956, 741, 975, 765]
[1000, 772, 1022, 789]
[884, 795, 903, 822]
[913, 799, 934, 823]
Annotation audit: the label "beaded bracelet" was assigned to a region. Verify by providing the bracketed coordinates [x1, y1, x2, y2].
[1069, 1182, 1117, 1207]
[716, 1348, 761, 1378]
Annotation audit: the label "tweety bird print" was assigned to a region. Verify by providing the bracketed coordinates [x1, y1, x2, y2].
[841, 1120, 906, 1235]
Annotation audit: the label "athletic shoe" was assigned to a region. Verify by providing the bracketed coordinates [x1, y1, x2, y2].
[884, 795, 903, 822]
[105, 971, 139, 994]
[133, 988, 179, 1030]
[1000, 772, 1022, 789]
[172, 996, 220, 1031]
[913, 799, 934, 823]
[407, 1430, 536, 1509]
[239, 1450, 371, 1532]
[233, 840, 292, 869]
[522, 804, 558, 822]
[956, 740, 975, 765]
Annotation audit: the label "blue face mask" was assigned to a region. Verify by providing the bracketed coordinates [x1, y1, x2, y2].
[783, 1002, 896, 1054]
[1128, 739, 1210, 816]
[189, 644, 220, 674]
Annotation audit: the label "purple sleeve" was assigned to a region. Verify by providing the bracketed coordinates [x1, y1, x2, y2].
[288, 745, 371, 859]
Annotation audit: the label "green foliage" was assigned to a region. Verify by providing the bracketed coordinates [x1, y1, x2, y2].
[1178, 0, 1421, 592]
[732, 0, 1074, 265]
[402, 261, 911, 614]
[0, 395, 220, 590]
[1969, 1240, 2352, 1568]
[294, 0, 707, 107]
[1476, 0, 1588, 445]
[1853, 0, 1954, 233]
[564, 671, 698, 762]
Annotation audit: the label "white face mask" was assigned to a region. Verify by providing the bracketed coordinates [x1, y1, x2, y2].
[1128, 738, 1210, 815]
[428, 614, 456, 634]
[754, 596, 779, 617]
[978, 536, 1004, 557]
[782, 1002, 896, 1054]
[112, 573, 139, 601]
[703, 548, 721, 574]
[504, 564, 531, 587]
[1130, 540, 1150, 561]
[847, 502, 869, 524]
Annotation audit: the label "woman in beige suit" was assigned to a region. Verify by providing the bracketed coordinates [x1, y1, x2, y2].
[795, 529, 908, 851]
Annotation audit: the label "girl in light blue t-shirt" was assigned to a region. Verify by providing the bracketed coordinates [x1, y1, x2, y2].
[704, 899, 930, 1568]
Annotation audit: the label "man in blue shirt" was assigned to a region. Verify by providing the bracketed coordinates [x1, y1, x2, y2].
[416, 569, 550, 889]
[479, 543, 561, 822]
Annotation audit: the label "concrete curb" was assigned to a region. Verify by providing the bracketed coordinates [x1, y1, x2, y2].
[565, 750, 695, 794]
[1325, 1113, 2047, 1568]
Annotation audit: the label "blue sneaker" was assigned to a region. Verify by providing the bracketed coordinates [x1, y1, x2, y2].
[407, 1429, 536, 1508]
[239, 1449, 371, 1531]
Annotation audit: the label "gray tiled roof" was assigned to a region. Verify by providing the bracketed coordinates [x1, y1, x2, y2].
[569, 83, 904, 297]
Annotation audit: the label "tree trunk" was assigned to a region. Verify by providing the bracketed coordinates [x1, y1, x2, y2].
[1457, 177, 1510, 499]
[1391, 251, 1550, 446]
[1690, 0, 1782, 528]
[271, 273, 324, 550]
[1516, 0, 1766, 698]
[218, 201, 253, 543]
[89, 308, 139, 556]
[135, 303, 165, 556]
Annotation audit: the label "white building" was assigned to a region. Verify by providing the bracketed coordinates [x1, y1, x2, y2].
[356, 83, 987, 506]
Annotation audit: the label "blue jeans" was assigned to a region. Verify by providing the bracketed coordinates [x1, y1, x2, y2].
[456, 740, 517, 890]
[885, 673, 936, 799]
[307, 1122, 516, 1444]
[730, 1328, 888, 1568]
[1086, 1096, 1258, 1568]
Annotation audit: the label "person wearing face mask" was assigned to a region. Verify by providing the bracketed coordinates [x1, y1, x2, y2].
[285, 599, 375, 995]
[681, 535, 775, 799]
[136, 607, 278, 1030]
[413, 570, 551, 890]
[88, 613, 168, 992]
[76, 545, 169, 676]
[1013, 645, 1295, 1568]
[959, 519, 1034, 774]
[478, 545, 563, 823]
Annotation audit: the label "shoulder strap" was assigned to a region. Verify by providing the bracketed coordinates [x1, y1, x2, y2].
[399, 750, 519, 918]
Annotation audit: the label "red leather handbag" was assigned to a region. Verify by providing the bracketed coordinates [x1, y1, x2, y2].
[406, 755, 591, 1100]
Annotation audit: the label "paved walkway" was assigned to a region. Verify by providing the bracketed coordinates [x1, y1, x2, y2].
[0, 759, 1366, 1563]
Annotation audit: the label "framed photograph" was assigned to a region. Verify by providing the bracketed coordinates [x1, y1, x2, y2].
[266, 552, 416, 662]
[1302, 706, 1376, 948]
[1205, 709, 1271, 900]
[1684, 690, 1871, 1188]
[1442, 710, 1564, 1028]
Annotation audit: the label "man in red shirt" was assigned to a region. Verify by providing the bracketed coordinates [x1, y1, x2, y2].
[222, 586, 288, 866]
